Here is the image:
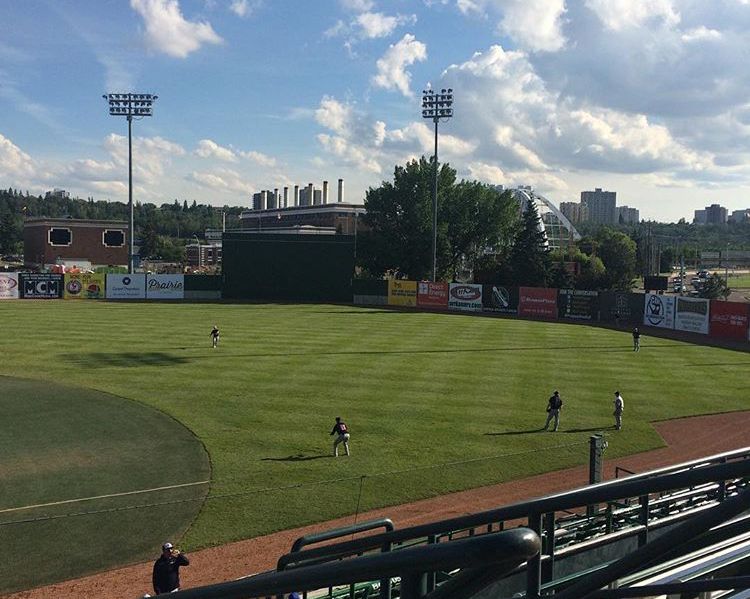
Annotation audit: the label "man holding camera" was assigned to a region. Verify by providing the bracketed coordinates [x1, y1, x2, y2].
[152, 542, 190, 595]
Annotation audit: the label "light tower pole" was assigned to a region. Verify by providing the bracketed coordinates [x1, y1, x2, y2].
[421, 88, 453, 281]
[103, 93, 158, 274]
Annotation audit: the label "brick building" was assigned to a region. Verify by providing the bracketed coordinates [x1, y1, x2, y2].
[24, 218, 128, 269]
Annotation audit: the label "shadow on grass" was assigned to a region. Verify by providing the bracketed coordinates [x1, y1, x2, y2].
[563, 426, 612, 433]
[484, 428, 546, 436]
[261, 453, 332, 462]
[61, 351, 190, 368]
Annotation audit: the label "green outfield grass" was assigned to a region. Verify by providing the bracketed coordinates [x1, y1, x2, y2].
[0, 301, 748, 593]
[729, 274, 750, 288]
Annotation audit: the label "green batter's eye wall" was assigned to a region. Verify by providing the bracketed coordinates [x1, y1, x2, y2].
[221, 232, 355, 302]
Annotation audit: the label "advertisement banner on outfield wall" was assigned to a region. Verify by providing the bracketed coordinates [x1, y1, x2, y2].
[448, 283, 483, 312]
[519, 287, 558, 319]
[558, 289, 598, 320]
[0, 272, 19, 299]
[146, 274, 185, 299]
[417, 281, 448, 308]
[20, 273, 63, 299]
[674, 296, 710, 334]
[64, 273, 105, 299]
[643, 293, 675, 329]
[387, 279, 417, 307]
[482, 285, 518, 314]
[106, 274, 146, 299]
[709, 300, 749, 340]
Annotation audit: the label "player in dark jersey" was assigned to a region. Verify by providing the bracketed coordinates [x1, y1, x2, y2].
[209, 325, 220, 348]
[330, 417, 350, 456]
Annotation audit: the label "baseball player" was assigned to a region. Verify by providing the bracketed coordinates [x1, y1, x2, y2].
[330, 417, 350, 457]
[613, 391, 624, 430]
[209, 325, 220, 348]
[543, 391, 563, 432]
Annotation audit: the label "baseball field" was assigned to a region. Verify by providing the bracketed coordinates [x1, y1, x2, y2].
[0, 301, 748, 594]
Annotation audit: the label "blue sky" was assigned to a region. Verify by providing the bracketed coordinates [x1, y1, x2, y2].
[2, 0, 750, 222]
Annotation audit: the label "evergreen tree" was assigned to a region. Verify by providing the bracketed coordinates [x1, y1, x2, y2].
[509, 199, 551, 286]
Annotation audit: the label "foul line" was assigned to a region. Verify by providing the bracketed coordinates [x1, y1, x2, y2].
[0, 480, 211, 514]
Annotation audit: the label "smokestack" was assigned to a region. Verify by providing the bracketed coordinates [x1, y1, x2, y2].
[337, 178, 344, 203]
[307, 183, 314, 206]
[283, 187, 289, 208]
[322, 180, 329, 204]
[222, 210, 226, 233]
[260, 190, 268, 211]
[293, 185, 299, 206]
[273, 188, 279, 210]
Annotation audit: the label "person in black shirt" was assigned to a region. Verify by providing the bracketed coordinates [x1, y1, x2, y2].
[209, 325, 220, 348]
[152, 542, 189, 595]
[330, 417, 350, 457]
[632, 327, 641, 352]
[543, 391, 563, 432]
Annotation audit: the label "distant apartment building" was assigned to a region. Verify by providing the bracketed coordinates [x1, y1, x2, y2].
[44, 188, 70, 200]
[695, 204, 728, 225]
[729, 209, 750, 224]
[559, 201, 587, 224]
[580, 188, 617, 225]
[617, 206, 640, 224]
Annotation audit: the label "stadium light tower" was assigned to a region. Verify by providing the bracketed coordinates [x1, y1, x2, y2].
[422, 87, 453, 281]
[102, 93, 158, 274]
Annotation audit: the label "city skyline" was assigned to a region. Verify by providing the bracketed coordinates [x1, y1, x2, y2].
[2, 1, 750, 223]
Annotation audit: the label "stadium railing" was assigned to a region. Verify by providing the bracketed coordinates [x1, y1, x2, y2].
[172, 448, 750, 598]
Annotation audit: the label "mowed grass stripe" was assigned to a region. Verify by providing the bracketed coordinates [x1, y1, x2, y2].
[0, 301, 748, 568]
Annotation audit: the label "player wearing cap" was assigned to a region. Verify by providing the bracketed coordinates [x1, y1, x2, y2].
[209, 325, 220, 349]
[330, 417, 350, 457]
[152, 542, 190, 595]
[543, 391, 563, 432]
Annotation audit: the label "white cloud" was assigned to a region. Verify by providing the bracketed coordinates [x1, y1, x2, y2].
[230, 0, 261, 18]
[497, 0, 567, 52]
[130, 0, 223, 58]
[355, 12, 417, 39]
[585, 0, 680, 31]
[315, 97, 353, 135]
[240, 150, 277, 168]
[456, 0, 483, 15]
[386, 122, 477, 157]
[195, 139, 237, 162]
[339, 0, 374, 11]
[187, 167, 255, 194]
[317, 134, 382, 173]
[681, 27, 722, 43]
[0, 133, 37, 180]
[372, 34, 427, 97]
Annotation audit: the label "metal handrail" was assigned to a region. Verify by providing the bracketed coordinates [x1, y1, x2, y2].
[170, 529, 541, 599]
[277, 454, 750, 567]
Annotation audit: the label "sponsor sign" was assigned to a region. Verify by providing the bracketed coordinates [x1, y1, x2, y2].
[482, 285, 518, 314]
[64, 273, 105, 299]
[559, 289, 598, 320]
[518, 287, 558, 319]
[387, 279, 417, 307]
[106, 274, 146, 299]
[674, 297, 710, 334]
[20, 273, 63, 299]
[146, 274, 185, 299]
[0, 272, 19, 299]
[417, 281, 449, 308]
[643, 293, 675, 329]
[448, 283, 482, 312]
[709, 300, 749, 340]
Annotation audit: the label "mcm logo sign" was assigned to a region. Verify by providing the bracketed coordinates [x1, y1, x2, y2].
[23, 277, 60, 298]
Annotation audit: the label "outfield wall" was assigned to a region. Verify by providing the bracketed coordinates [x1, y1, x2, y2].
[352, 279, 750, 343]
[0, 273, 221, 301]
